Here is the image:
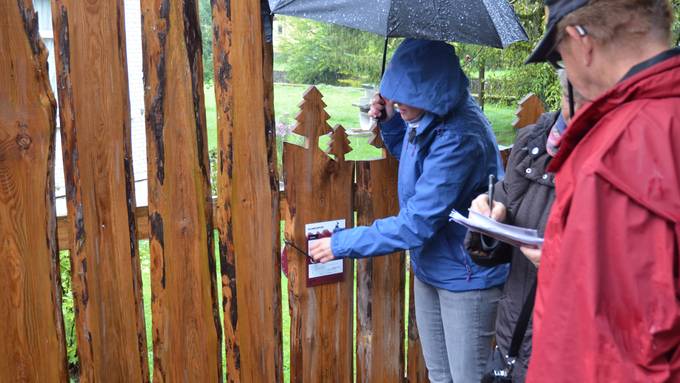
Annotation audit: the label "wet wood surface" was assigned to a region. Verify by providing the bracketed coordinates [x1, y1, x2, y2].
[284, 87, 354, 383]
[140, 0, 222, 381]
[50, 1, 149, 380]
[0, 1, 68, 381]
[57, 194, 290, 250]
[355, 127, 406, 383]
[211, 0, 283, 380]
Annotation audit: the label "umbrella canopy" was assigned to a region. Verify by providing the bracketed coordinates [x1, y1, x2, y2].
[269, 0, 528, 49]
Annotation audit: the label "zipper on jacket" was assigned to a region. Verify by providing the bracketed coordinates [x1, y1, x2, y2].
[465, 261, 472, 281]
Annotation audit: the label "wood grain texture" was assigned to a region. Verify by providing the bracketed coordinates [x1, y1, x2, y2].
[0, 1, 68, 381]
[261, 4, 285, 382]
[57, 193, 290, 250]
[407, 267, 429, 383]
[355, 126, 405, 383]
[284, 87, 354, 383]
[211, 0, 283, 381]
[50, 1, 149, 380]
[140, 0, 222, 381]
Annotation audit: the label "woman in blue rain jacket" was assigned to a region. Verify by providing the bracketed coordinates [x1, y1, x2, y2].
[310, 39, 508, 382]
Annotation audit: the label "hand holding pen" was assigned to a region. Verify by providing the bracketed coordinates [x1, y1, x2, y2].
[469, 175, 506, 222]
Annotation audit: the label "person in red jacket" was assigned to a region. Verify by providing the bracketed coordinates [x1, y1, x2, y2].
[524, 0, 680, 382]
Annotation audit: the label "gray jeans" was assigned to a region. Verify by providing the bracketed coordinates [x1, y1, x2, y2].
[414, 276, 501, 383]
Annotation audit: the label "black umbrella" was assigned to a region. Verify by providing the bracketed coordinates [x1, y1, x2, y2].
[269, 0, 528, 74]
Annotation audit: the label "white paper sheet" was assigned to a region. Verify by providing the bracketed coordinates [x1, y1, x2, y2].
[450, 209, 544, 248]
[306, 219, 346, 279]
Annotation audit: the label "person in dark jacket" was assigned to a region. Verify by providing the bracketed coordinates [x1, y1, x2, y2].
[465, 70, 586, 382]
[309, 39, 508, 382]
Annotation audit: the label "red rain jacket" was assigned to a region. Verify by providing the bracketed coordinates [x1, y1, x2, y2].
[527, 49, 680, 382]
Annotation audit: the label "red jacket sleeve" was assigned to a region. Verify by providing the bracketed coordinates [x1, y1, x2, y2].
[528, 171, 680, 382]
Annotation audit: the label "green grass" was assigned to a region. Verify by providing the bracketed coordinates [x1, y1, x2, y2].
[205, 83, 517, 156]
[484, 103, 517, 145]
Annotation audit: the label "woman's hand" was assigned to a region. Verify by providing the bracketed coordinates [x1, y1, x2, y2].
[368, 93, 395, 122]
[470, 193, 507, 222]
[520, 246, 541, 268]
[309, 237, 336, 263]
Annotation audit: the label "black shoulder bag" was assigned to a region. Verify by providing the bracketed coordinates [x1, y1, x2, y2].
[481, 281, 537, 383]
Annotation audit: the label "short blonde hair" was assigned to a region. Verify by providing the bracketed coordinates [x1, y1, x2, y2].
[556, 0, 673, 46]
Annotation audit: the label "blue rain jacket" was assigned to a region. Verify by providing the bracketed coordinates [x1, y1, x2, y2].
[331, 39, 508, 291]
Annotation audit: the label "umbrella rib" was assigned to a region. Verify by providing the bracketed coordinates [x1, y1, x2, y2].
[385, 0, 397, 37]
[479, 0, 504, 48]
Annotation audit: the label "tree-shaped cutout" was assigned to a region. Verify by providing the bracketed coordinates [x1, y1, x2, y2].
[512, 93, 545, 130]
[368, 122, 388, 159]
[369, 121, 385, 147]
[292, 86, 332, 149]
[326, 125, 352, 162]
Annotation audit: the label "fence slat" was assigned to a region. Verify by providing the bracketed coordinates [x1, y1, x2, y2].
[50, 1, 149, 380]
[0, 2, 68, 381]
[211, 0, 283, 380]
[407, 270, 429, 382]
[140, 0, 222, 381]
[355, 138, 405, 382]
[284, 87, 354, 383]
[262, 9, 285, 382]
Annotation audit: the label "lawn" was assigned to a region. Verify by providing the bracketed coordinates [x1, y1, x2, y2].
[204, 83, 519, 157]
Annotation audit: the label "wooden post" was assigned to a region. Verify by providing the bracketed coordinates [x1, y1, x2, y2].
[50, 1, 149, 380]
[0, 1, 68, 381]
[512, 93, 545, 130]
[140, 0, 222, 381]
[479, 59, 486, 111]
[211, 0, 283, 380]
[355, 126, 406, 383]
[407, 269, 429, 383]
[284, 87, 354, 383]
[499, 93, 546, 167]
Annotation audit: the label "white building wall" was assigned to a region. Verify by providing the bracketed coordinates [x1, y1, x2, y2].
[124, 0, 149, 207]
[35, 0, 148, 215]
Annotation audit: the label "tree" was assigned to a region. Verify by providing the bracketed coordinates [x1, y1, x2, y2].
[276, 16, 400, 86]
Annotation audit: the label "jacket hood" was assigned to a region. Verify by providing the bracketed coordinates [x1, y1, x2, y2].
[380, 39, 469, 117]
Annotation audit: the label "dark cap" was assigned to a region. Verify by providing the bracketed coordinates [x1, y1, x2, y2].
[525, 0, 589, 64]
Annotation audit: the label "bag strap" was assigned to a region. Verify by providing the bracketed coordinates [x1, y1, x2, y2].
[507, 280, 537, 358]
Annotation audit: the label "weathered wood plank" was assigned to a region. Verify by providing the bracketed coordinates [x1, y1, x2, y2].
[210, 1, 239, 378]
[407, 268, 429, 383]
[284, 87, 354, 383]
[0, 1, 68, 381]
[261, 3, 285, 382]
[57, 194, 290, 251]
[140, 0, 222, 381]
[355, 127, 405, 383]
[211, 0, 283, 380]
[50, 1, 149, 380]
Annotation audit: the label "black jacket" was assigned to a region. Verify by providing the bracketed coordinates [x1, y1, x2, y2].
[466, 111, 558, 382]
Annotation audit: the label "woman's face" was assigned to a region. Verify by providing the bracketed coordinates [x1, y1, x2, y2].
[395, 102, 424, 122]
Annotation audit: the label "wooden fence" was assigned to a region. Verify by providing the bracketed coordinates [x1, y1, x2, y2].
[1, 1, 545, 381]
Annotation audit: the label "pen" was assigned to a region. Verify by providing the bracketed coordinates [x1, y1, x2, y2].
[284, 239, 316, 263]
[488, 174, 495, 218]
